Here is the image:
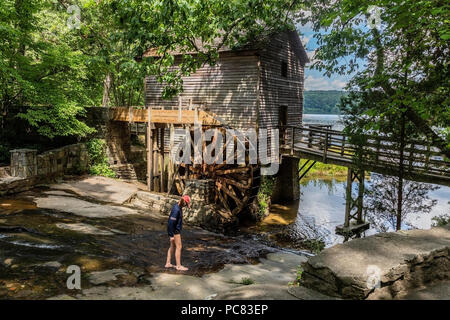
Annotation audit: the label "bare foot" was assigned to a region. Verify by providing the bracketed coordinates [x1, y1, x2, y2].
[176, 265, 189, 271]
[165, 263, 175, 268]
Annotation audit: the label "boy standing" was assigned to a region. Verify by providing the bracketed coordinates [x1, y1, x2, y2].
[165, 195, 191, 271]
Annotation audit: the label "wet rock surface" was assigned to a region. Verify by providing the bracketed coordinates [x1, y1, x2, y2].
[50, 252, 306, 300]
[0, 178, 302, 300]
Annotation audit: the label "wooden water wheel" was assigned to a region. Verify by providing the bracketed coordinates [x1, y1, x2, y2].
[169, 128, 261, 216]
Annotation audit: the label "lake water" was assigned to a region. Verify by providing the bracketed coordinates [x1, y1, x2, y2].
[268, 114, 450, 247]
[302, 114, 345, 131]
[298, 176, 449, 247]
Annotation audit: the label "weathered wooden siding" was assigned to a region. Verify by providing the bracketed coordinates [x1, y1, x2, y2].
[145, 53, 260, 129]
[257, 32, 306, 161]
[258, 32, 305, 130]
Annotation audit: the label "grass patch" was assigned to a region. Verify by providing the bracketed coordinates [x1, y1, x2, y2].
[288, 266, 304, 287]
[296, 265, 303, 282]
[239, 277, 255, 285]
[299, 159, 347, 178]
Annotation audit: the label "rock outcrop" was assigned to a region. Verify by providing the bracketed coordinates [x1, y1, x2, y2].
[300, 225, 450, 299]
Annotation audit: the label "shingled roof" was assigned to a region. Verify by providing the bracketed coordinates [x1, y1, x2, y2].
[143, 30, 309, 65]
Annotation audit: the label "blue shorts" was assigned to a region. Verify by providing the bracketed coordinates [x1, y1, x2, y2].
[167, 221, 180, 237]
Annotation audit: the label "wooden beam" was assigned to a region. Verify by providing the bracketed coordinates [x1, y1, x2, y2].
[110, 107, 221, 126]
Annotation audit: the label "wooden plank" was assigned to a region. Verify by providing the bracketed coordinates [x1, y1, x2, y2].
[110, 108, 221, 125]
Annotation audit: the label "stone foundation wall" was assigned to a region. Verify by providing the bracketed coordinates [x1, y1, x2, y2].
[0, 144, 88, 196]
[36, 144, 88, 177]
[10, 149, 38, 178]
[272, 156, 299, 203]
[129, 179, 238, 232]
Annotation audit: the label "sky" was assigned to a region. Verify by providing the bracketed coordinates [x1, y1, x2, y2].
[299, 24, 355, 91]
[297, 8, 374, 92]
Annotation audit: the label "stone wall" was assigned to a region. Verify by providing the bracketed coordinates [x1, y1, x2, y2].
[84, 107, 146, 182]
[10, 149, 38, 178]
[272, 156, 300, 202]
[300, 225, 450, 300]
[0, 144, 88, 196]
[36, 144, 88, 177]
[129, 179, 238, 232]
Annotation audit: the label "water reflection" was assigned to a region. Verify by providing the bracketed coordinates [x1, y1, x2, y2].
[296, 176, 449, 247]
[271, 114, 450, 248]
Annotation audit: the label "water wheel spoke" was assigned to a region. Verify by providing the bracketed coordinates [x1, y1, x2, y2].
[216, 167, 250, 175]
[220, 183, 243, 208]
[169, 128, 261, 217]
[216, 176, 250, 190]
[215, 181, 231, 212]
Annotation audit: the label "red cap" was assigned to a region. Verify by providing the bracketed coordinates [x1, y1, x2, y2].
[182, 195, 191, 208]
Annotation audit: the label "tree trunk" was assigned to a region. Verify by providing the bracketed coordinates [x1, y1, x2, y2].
[396, 113, 406, 231]
[102, 73, 112, 107]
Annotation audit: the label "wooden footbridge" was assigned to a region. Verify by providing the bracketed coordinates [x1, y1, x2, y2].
[280, 125, 449, 186]
[280, 124, 449, 240]
[109, 107, 449, 240]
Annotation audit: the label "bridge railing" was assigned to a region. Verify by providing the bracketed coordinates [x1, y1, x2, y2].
[280, 125, 449, 181]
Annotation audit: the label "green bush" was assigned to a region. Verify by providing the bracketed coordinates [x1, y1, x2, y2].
[86, 139, 116, 178]
[257, 176, 276, 217]
[432, 214, 450, 227]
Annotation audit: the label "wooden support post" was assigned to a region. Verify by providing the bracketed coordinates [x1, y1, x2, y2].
[308, 129, 313, 148]
[290, 127, 294, 155]
[323, 131, 329, 162]
[160, 126, 165, 193]
[357, 169, 365, 223]
[153, 128, 159, 192]
[339, 168, 369, 241]
[147, 107, 153, 191]
[344, 168, 352, 228]
[167, 124, 175, 193]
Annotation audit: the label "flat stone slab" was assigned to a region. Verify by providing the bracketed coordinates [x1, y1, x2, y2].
[56, 223, 115, 236]
[396, 280, 450, 300]
[89, 269, 129, 285]
[287, 286, 341, 300]
[301, 225, 450, 299]
[35, 195, 138, 218]
[214, 284, 298, 300]
[49, 176, 139, 204]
